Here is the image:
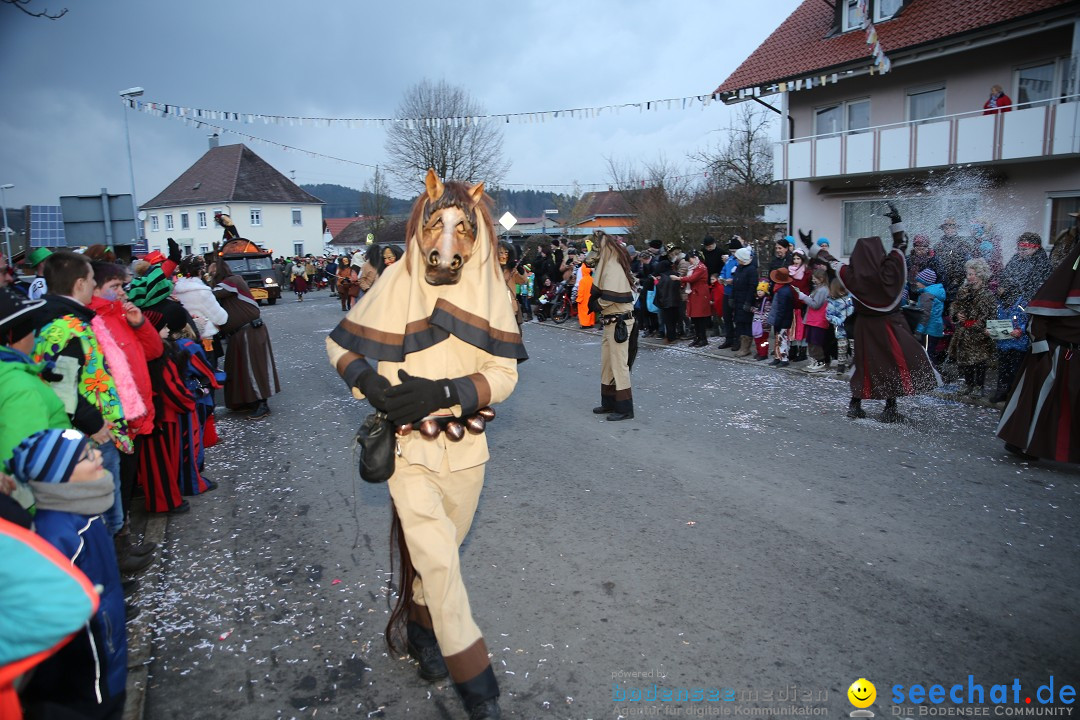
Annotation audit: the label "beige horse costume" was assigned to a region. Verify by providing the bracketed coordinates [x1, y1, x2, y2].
[326, 170, 526, 720]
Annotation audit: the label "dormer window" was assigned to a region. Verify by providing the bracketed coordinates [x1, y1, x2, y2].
[841, 0, 903, 32]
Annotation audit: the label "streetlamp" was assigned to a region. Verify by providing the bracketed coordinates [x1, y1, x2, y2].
[0, 183, 13, 266]
[119, 87, 144, 248]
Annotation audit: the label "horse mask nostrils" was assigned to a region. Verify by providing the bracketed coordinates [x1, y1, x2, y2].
[419, 169, 485, 286]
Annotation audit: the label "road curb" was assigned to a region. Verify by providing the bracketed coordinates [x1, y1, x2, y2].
[528, 320, 1001, 410]
[123, 511, 168, 720]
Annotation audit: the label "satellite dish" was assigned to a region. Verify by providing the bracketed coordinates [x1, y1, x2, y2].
[137, 211, 147, 221]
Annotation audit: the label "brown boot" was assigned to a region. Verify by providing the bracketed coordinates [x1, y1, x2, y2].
[735, 336, 753, 357]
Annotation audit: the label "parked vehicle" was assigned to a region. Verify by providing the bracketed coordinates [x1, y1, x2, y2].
[216, 239, 280, 305]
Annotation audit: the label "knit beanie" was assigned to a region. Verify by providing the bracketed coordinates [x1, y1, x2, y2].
[128, 266, 174, 309]
[728, 238, 742, 251]
[816, 238, 830, 247]
[756, 280, 770, 293]
[648, 239, 662, 250]
[734, 247, 752, 264]
[6, 429, 89, 485]
[915, 268, 937, 285]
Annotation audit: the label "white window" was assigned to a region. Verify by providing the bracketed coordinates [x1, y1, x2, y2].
[197, 211, 207, 229]
[199, 245, 209, 254]
[250, 208, 262, 226]
[1015, 61, 1059, 109]
[1049, 195, 1080, 243]
[844, 0, 901, 31]
[842, 0, 861, 31]
[907, 86, 945, 123]
[842, 195, 979, 256]
[874, 0, 902, 22]
[293, 243, 304, 256]
[292, 208, 302, 226]
[180, 212, 190, 230]
[165, 214, 174, 231]
[814, 98, 870, 136]
[150, 215, 159, 232]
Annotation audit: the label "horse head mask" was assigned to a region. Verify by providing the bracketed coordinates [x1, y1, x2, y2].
[408, 168, 490, 286]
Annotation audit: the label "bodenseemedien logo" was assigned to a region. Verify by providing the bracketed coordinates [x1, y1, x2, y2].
[849, 678, 877, 718]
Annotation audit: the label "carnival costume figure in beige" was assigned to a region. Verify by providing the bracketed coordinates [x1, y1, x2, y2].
[588, 230, 638, 421]
[326, 170, 526, 720]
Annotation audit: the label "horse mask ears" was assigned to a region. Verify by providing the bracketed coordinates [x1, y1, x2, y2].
[424, 168, 444, 203]
[466, 181, 484, 209]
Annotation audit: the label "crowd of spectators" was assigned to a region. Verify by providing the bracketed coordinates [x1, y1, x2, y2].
[505, 215, 1059, 403]
[0, 241, 260, 719]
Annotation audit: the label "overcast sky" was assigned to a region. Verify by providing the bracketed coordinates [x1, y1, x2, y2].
[0, 0, 801, 208]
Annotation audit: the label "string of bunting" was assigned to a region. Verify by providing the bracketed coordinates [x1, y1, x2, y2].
[124, 92, 725, 129]
[125, 97, 717, 191]
[857, 0, 893, 74]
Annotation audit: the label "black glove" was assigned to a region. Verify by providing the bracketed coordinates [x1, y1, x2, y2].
[587, 285, 602, 316]
[798, 229, 813, 249]
[893, 233, 909, 252]
[884, 202, 902, 224]
[167, 237, 182, 264]
[354, 366, 391, 412]
[383, 370, 459, 426]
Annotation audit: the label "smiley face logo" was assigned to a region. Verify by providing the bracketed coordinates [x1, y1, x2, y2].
[848, 678, 876, 709]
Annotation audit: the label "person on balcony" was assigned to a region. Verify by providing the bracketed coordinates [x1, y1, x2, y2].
[982, 84, 1012, 115]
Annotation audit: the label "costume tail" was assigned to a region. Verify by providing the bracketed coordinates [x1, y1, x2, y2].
[385, 502, 417, 653]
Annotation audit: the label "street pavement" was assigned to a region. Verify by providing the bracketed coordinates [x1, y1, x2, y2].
[137, 291, 1080, 720]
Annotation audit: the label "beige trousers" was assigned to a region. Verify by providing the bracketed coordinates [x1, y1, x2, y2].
[600, 317, 634, 414]
[388, 455, 490, 682]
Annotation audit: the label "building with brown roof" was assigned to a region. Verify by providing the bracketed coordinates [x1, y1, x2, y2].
[564, 189, 637, 236]
[717, 0, 1079, 256]
[140, 139, 325, 257]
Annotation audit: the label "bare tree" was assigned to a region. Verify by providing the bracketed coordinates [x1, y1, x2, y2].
[384, 79, 510, 191]
[693, 104, 781, 255]
[1, 0, 67, 18]
[360, 166, 392, 242]
[606, 155, 706, 249]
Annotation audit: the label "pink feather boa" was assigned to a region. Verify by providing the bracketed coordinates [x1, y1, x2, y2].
[90, 316, 148, 428]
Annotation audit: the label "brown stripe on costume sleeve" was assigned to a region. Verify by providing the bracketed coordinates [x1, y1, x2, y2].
[468, 373, 491, 408]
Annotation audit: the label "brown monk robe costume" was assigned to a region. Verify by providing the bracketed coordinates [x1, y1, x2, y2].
[326, 170, 526, 720]
[821, 207, 940, 422]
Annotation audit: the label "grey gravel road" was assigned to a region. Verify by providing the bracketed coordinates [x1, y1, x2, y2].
[139, 293, 1080, 720]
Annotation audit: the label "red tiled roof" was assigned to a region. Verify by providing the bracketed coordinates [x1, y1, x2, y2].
[716, 0, 1073, 94]
[325, 218, 358, 238]
[142, 144, 324, 210]
[580, 190, 635, 218]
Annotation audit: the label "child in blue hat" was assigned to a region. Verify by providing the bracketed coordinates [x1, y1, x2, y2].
[7, 428, 128, 719]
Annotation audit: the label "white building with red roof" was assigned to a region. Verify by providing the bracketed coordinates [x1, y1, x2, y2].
[717, 0, 1079, 255]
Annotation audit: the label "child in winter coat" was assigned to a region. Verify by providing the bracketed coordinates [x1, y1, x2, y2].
[912, 268, 947, 366]
[8, 428, 128, 720]
[767, 267, 795, 367]
[795, 268, 831, 372]
[825, 279, 854, 373]
[949, 258, 997, 396]
[752, 280, 772, 360]
[988, 283, 1030, 404]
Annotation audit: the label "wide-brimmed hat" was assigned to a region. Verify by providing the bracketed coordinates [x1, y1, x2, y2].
[769, 267, 792, 284]
[24, 247, 53, 268]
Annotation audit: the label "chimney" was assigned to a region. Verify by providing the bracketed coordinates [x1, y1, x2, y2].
[208, 133, 220, 149]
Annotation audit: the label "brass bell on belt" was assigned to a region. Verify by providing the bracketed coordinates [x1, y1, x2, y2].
[396, 424, 413, 436]
[418, 419, 441, 439]
[464, 415, 486, 434]
[444, 421, 465, 442]
[476, 406, 496, 421]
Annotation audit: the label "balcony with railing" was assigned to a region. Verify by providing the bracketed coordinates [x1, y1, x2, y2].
[773, 94, 1080, 182]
